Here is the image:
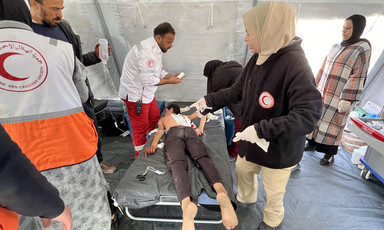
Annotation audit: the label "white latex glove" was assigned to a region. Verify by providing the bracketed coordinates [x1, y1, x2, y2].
[233, 125, 270, 152]
[206, 113, 218, 122]
[149, 128, 158, 136]
[338, 100, 351, 113]
[180, 106, 190, 113]
[190, 98, 206, 110]
[196, 110, 203, 118]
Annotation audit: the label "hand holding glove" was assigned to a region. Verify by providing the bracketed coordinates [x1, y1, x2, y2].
[196, 109, 204, 118]
[337, 100, 351, 113]
[233, 125, 270, 152]
[190, 98, 207, 110]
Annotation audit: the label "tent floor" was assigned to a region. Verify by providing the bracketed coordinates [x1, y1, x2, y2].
[101, 113, 384, 230]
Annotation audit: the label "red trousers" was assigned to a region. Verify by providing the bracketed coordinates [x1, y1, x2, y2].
[123, 98, 160, 157]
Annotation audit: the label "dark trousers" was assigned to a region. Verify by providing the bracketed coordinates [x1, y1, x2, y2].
[164, 126, 221, 202]
[83, 99, 103, 162]
[307, 138, 338, 156]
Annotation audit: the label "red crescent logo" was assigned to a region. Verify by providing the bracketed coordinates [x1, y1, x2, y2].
[0, 41, 48, 92]
[146, 59, 154, 69]
[259, 92, 274, 109]
[0, 52, 29, 81]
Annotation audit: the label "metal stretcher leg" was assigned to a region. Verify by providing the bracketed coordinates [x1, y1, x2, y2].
[124, 193, 223, 224]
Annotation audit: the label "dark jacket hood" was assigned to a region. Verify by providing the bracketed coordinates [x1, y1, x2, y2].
[0, 0, 31, 26]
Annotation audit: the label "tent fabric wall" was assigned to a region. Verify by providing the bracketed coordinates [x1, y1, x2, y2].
[62, 0, 384, 102]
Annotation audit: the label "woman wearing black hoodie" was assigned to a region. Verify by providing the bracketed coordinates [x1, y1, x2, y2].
[192, 2, 322, 229]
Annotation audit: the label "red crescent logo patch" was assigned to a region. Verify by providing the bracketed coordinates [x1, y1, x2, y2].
[0, 41, 48, 92]
[146, 59, 155, 69]
[259, 92, 274, 109]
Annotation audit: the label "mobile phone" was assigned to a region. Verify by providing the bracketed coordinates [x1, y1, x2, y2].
[177, 72, 185, 79]
[136, 100, 142, 114]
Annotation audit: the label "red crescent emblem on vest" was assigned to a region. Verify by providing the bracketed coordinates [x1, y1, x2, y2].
[259, 92, 274, 109]
[0, 41, 48, 92]
[146, 59, 154, 68]
[0, 52, 29, 81]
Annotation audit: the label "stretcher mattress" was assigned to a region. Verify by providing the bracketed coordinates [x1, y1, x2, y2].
[114, 112, 236, 210]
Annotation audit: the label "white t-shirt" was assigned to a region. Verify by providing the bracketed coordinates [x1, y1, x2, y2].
[171, 114, 192, 127]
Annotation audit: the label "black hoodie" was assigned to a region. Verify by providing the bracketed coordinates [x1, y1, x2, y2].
[205, 61, 243, 119]
[205, 38, 323, 168]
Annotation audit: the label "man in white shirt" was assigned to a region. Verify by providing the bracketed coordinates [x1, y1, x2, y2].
[118, 22, 183, 157]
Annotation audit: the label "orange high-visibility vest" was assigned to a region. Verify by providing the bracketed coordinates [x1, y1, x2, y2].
[0, 22, 98, 227]
[0, 207, 18, 230]
[0, 25, 97, 171]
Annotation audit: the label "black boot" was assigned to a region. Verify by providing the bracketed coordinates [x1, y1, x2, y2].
[319, 154, 335, 166]
[304, 139, 316, 151]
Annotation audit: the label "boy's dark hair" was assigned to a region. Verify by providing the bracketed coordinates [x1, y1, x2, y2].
[167, 104, 180, 114]
[154, 22, 175, 37]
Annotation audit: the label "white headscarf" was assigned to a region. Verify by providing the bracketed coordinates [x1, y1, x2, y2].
[242, 1, 296, 65]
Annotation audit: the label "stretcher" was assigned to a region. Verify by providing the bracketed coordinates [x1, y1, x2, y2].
[113, 111, 236, 223]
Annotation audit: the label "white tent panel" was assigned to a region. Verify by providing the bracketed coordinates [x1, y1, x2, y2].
[62, 0, 384, 102]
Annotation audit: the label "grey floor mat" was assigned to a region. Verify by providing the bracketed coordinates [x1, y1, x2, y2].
[100, 103, 384, 230]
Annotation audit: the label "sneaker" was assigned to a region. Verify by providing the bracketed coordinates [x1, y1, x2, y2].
[319, 155, 335, 166]
[100, 161, 117, 174]
[257, 222, 281, 230]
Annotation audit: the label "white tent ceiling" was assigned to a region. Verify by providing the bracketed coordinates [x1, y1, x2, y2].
[62, 0, 384, 102]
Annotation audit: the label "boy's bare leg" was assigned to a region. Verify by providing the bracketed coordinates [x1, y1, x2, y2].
[213, 183, 238, 230]
[181, 197, 198, 230]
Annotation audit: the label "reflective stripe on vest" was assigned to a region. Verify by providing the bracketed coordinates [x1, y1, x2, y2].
[0, 26, 97, 171]
[134, 144, 144, 151]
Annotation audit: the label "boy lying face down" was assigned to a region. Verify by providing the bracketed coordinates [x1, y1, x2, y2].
[144, 104, 238, 230]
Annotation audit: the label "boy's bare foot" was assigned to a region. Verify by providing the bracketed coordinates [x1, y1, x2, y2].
[217, 193, 238, 230]
[181, 199, 198, 230]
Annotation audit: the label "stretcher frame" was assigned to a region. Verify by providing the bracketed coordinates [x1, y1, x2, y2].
[115, 110, 234, 224]
[124, 193, 223, 224]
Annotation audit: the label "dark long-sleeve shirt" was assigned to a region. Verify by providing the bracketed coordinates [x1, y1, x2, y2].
[0, 124, 64, 219]
[32, 19, 100, 102]
[207, 61, 243, 119]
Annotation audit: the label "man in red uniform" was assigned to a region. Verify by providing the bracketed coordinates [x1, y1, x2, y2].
[118, 22, 183, 157]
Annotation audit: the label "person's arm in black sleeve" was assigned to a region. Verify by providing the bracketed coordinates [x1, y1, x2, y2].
[0, 124, 64, 219]
[255, 67, 323, 140]
[60, 19, 101, 67]
[82, 50, 101, 67]
[205, 67, 245, 113]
